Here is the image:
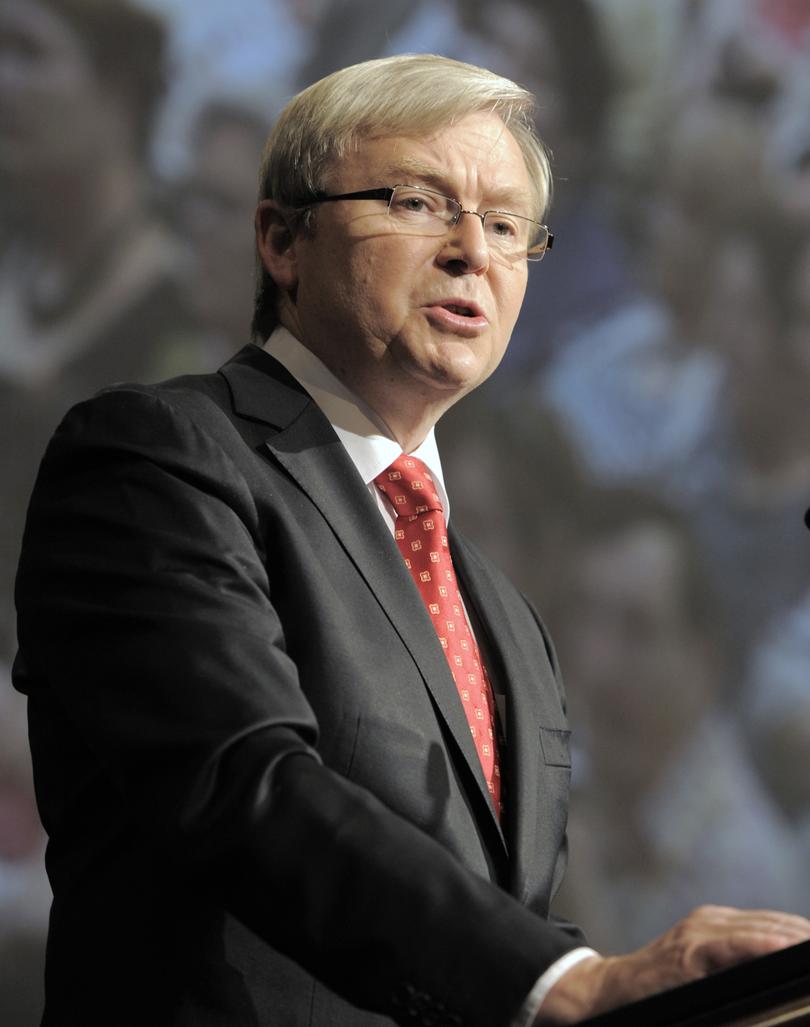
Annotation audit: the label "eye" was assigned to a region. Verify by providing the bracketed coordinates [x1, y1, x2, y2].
[391, 188, 444, 217]
[398, 195, 429, 213]
[486, 215, 520, 239]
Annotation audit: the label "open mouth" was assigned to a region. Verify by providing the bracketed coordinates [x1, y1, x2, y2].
[443, 303, 477, 317]
[424, 301, 488, 334]
[435, 298, 486, 319]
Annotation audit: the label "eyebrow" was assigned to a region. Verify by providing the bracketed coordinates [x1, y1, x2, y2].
[377, 157, 535, 217]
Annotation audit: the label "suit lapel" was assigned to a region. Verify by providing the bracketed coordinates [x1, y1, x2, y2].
[450, 530, 549, 898]
[220, 347, 504, 846]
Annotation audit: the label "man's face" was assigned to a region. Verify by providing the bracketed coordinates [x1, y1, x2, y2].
[279, 112, 533, 426]
[0, 1, 122, 189]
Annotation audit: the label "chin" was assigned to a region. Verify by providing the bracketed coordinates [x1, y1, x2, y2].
[430, 345, 497, 387]
[417, 360, 488, 396]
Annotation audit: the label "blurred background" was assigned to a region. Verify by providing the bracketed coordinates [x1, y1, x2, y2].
[1, 0, 809, 1021]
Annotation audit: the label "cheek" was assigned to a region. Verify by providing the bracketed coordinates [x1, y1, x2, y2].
[350, 249, 416, 336]
[502, 272, 529, 325]
[331, 261, 380, 333]
[302, 249, 390, 346]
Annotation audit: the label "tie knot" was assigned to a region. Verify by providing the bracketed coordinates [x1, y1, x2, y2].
[374, 455, 443, 519]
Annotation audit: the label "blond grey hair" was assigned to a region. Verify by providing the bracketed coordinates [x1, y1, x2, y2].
[252, 53, 551, 340]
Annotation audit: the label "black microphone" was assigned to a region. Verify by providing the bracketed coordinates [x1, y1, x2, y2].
[805, 508, 810, 530]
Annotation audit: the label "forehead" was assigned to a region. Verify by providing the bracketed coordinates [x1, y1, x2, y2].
[336, 112, 536, 214]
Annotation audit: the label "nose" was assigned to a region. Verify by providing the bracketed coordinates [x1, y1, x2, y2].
[436, 210, 489, 275]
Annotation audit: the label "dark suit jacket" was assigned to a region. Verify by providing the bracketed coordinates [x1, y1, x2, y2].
[14, 344, 582, 1027]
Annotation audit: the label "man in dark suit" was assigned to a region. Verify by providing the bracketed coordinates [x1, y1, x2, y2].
[13, 54, 810, 1027]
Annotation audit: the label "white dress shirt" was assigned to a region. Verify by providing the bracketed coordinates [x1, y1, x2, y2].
[263, 325, 449, 526]
[262, 326, 596, 1026]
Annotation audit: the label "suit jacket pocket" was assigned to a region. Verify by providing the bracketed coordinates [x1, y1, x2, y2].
[539, 726, 571, 768]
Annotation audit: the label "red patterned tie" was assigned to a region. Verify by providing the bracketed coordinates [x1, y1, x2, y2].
[374, 454, 502, 819]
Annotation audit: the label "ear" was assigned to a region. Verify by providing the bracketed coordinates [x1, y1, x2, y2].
[255, 199, 300, 291]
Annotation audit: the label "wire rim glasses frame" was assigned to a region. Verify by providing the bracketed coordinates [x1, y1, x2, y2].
[304, 184, 554, 262]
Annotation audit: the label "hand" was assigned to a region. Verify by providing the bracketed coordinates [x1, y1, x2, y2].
[535, 905, 810, 1024]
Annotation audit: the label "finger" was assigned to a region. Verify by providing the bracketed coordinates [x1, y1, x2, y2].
[732, 910, 810, 933]
[683, 906, 810, 937]
[698, 929, 803, 974]
[717, 913, 810, 944]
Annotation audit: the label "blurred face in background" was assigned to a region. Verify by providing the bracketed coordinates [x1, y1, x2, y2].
[460, 2, 565, 146]
[701, 234, 776, 394]
[705, 233, 810, 466]
[642, 193, 719, 333]
[560, 521, 717, 799]
[177, 112, 266, 344]
[787, 241, 810, 373]
[0, 0, 128, 197]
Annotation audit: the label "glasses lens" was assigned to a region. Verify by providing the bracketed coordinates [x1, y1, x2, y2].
[386, 186, 550, 260]
[526, 226, 551, 262]
[483, 212, 548, 261]
[388, 186, 456, 234]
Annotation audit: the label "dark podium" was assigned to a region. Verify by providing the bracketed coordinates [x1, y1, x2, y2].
[577, 939, 810, 1026]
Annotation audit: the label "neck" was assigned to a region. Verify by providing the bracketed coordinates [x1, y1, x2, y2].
[365, 387, 455, 453]
[277, 309, 463, 452]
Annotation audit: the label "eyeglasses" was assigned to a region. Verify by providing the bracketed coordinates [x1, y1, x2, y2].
[306, 184, 554, 262]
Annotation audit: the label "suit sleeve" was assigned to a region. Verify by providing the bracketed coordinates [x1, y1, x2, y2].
[15, 387, 581, 1026]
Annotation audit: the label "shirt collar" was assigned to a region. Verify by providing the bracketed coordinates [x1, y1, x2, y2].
[263, 326, 450, 516]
